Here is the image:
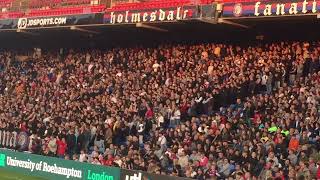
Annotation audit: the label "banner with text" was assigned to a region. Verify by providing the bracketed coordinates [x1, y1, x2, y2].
[0, 13, 104, 30]
[0, 149, 120, 180]
[104, 5, 205, 24]
[223, 0, 320, 18]
[17, 13, 104, 29]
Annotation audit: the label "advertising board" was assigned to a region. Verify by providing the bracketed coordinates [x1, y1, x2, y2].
[0, 149, 120, 180]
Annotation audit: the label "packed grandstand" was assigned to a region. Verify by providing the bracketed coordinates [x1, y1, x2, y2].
[0, 0, 319, 180]
[0, 41, 319, 179]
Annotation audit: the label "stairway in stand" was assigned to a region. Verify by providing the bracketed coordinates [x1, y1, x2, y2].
[11, 0, 29, 12]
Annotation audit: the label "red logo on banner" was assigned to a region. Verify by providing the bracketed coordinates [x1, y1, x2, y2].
[233, 3, 243, 17]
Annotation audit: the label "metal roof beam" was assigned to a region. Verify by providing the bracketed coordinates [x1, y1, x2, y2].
[136, 23, 168, 32]
[218, 19, 250, 29]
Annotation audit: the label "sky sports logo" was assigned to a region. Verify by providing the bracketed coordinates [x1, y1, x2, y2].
[0, 153, 6, 167]
[17, 17, 67, 29]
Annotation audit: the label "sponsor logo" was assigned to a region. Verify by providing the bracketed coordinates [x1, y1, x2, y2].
[17, 18, 27, 29]
[233, 3, 242, 17]
[6, 155, 82, 178]
[0, 153, 5, 167]
[125, 172, 142, 180]
[17, 17, 67, 29]
[87, 170, 114, 180]
[109, 7, 192, 24]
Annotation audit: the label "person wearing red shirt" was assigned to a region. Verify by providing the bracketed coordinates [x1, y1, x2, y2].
[104, 154, 114, 166]
[180, 101, 189, 113]
[211, 119, 218, 134]
[20, 122, 27, 132]
[145, 105, 154, 119]
[288, 136, 299, 152]
[274, 133, 283, 144]
[253, 111, 262, 125]
[199, 153, 208, 167]
[57, 137, 67, 158]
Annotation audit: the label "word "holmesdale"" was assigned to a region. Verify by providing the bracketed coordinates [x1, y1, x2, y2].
[109, 7, 190, 24]
[7, 156, 82, 179]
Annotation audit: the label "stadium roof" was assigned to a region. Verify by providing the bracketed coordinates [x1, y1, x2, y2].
[0, 15, 320, 48]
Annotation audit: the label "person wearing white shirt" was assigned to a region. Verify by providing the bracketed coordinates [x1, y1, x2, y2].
[91, 158, 101, 165]
[261, 73, 268, 92]
[195, 97, 203, 103]
[156, 113, 164, 127]
[79, 150, 87, 162]
[170, 105, 181, 128]
[138, 121, 145, 145]
[261, 73, 268, 86]
[157, 133, 167, 151]
[88, 64, 94, 73]
[152, 62, 160, 72]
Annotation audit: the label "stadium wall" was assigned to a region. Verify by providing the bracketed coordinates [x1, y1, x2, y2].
[0, 149, 190, 180]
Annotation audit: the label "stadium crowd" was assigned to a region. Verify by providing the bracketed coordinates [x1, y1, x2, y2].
[0, 41, 319, 180]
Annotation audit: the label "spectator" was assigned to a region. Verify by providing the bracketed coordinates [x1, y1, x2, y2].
[57, 137, 67, 158]
[66, 129, 76, 157]
[47, 135, 57, 156]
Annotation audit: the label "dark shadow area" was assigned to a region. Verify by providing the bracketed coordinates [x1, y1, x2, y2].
[0, 16, 320, 49]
